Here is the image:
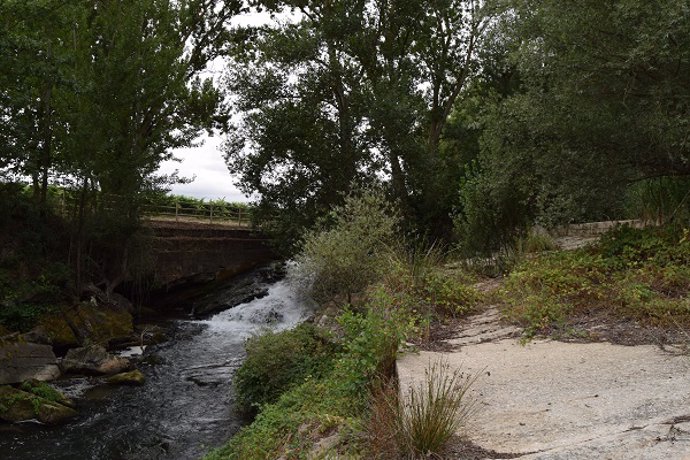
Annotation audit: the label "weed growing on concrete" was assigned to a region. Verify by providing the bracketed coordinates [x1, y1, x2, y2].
[397, 360, 477, 457]
[367, 360, 478, 459]
[501, 225, 690, 340]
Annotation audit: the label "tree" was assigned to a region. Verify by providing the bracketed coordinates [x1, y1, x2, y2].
[225, 0, 493, 247]
[0, 0, 79, 211]
[0, 0, 243, 291]
[456, 0, 690, 251]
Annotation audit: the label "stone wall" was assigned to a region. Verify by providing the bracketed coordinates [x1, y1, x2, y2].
[148, 221, 277, 288]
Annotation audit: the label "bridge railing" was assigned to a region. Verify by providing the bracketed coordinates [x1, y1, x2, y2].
[52, 189, 253, 227]
[140, 202, 252, 226]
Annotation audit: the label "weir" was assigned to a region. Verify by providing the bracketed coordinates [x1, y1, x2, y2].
[146, 220, 277, 288]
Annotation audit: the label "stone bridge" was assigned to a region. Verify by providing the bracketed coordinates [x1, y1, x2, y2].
[147, 220, 277, 288]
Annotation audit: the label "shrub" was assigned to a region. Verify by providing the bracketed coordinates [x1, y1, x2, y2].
[233, 323, 339, 413]
[20, 380, 64, 403]
[209, 293, 420, 460]
[337, 291, 418, 392]
[291, 188, 400, 303]
[420, 269, 481, 318]
[517, 231, 558, 254]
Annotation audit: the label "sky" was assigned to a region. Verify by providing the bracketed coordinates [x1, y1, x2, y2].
[157, 134, 248, 202]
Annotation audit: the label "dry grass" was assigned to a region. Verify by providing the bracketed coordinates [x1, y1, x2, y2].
[367, 360, 478, 459]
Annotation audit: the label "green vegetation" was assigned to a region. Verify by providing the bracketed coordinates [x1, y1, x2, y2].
[207, 302, 417, 459]
[208, 193, 482, 459]
[501, 225, 690, 340]
[292, 189, 400, 303]
[20, 380, 64, 405]
[0, 0, 239, 300]
[144, 194, 251, 221]
[234, 323, 340, 413]
[2, 0, 689, 456]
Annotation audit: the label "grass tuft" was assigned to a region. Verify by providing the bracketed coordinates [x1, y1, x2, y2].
[367, 360, 477, 459]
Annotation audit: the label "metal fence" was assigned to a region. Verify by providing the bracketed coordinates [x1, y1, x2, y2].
[139, 202, 252, 226]
[52, 190, 252, 227]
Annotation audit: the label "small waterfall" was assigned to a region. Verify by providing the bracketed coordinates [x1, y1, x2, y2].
[0, 274, 315, 460]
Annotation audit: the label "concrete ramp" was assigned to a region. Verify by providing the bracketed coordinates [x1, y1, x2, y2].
[397, 313, 690, 459]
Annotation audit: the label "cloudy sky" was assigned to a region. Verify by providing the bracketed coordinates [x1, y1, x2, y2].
[157, 134, 247, 202]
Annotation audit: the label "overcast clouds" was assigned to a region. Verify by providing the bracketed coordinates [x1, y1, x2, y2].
[157, 135, 250, 202]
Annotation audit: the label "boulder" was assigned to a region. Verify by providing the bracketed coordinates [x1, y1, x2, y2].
[30, 314, 79, 348]
[106, 369, 145, 386]
[136, 324, 168, 346]
[28, 303, 134, 349]
[0, 341, 60, 385]
[61, 344, 131, 375]
[0, 385, 77, 425]
[109, 292, 134, 313]
[20, 327, 53, 345]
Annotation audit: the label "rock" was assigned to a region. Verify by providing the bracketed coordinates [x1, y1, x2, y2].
[20, 327, 54, 345]
[308, 432, 340, 460]
[109, 292, 134, 313]
[30, 303, 133, 348]
[19, 379, 75, 408]
[191, 272, 269, 317]
[106, 369, 145, 386]
[0, 341, 61, 384]
[136, 324, 168, 346]
[62, 345, 131, 375]
[31, 313, 79, 348]
[0, 385, 77, 425]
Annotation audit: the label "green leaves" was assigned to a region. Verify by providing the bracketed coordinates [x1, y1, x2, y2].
[292, 188, 400, 303]
[224, 0, 492, 244]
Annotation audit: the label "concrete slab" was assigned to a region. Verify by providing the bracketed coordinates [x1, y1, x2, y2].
[398, 334, 690, 458]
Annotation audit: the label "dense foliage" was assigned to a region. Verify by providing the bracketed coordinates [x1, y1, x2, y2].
[233, 323, 340, 413]
[456, 0, 690, 252]
[224, 0, 492, 245]
[291, 189, 400, 302]
[208, 189, 484, 458]
[0, 0, 240, 292]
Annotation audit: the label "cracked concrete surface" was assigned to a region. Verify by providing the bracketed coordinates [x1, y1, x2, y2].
[397, 308, 690, 459]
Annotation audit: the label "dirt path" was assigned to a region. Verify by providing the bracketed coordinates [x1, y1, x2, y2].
[397, 305, 690, 459]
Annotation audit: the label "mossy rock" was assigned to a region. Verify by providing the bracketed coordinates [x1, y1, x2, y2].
[33, 313, 79, 348]
[20, 379, 75, 408]
[62, 345, 131, 375]
[32, 304, 134, 348]
[106, 369, 145, 386]
[0, 385, 77, 425]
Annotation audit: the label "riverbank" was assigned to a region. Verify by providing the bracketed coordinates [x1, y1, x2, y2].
[205, 262, 486, 458]
[208, 223, 690, 459]
[0, 267, 312, 459]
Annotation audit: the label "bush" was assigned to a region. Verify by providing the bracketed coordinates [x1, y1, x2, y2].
[208, 293, 420, 459]
[625, 177, 690, 223]
[291, 188, 400, 303]
[420, 269, 481, 318]
[233, 323, 339, 413]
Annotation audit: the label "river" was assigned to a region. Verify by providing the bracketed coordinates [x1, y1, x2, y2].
[0, 275, 315, 459]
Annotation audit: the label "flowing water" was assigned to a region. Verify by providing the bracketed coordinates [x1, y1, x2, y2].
[0, 277, 315, 460]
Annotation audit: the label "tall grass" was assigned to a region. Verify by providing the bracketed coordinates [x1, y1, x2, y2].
[368, 360, 478, 459]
